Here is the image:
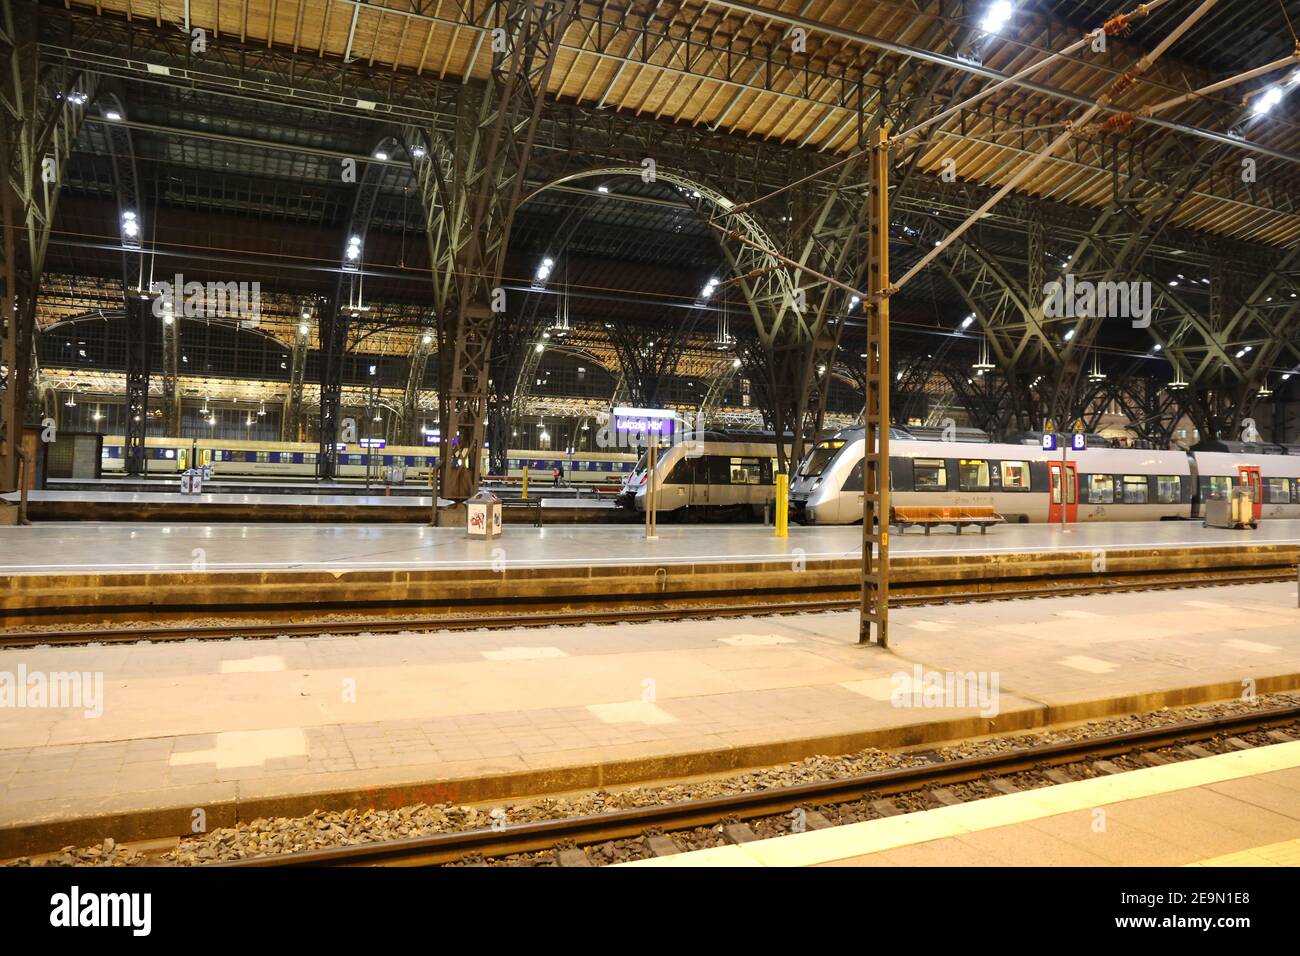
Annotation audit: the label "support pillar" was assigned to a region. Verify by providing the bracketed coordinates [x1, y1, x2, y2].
[860, 127, 891, 647]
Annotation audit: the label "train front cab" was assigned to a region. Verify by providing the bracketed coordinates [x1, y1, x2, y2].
[789, 437, 850, 524]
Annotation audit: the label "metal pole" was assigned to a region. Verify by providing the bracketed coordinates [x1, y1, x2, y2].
[775, 472, 788, 537]
[860, 126, 891, 647]
[1060, 439, 1067, 532]
[429, 460, 439, 526]
[645, 441, 658, 540]
[17, 449, 29, 526]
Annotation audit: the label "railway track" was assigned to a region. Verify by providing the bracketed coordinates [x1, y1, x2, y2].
[216, 704, 1300, 867]
[0, 565, 1290, 647]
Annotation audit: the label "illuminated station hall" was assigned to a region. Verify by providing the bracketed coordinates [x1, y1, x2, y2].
[4, 0, 1300, 886]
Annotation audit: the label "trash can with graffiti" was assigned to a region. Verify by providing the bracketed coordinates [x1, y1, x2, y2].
[466, 490, 503, 539]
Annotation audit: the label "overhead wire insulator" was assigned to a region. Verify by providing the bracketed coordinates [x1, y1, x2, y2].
[1104, 1, 1159, 37]
[1102, 12, 1136, 36]
[1091, 112, 1135, 135]
[1107, 71, 1140, 99]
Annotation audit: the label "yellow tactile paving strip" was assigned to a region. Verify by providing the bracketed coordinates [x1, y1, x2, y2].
[618, 741, 1300, 867]
[1188, 838, 1300, 867]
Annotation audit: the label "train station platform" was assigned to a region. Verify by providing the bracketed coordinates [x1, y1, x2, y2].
[1, 581, 1298, 858]
[620, 740, 1300, 867]
[2, 489, 622, 524]
[0, 520, 1297, 625]
[2, 517, 1298, 573]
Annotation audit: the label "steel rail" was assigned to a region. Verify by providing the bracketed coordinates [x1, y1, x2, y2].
[1, 566, 1289, 647]
[218, 703, 1300, 867]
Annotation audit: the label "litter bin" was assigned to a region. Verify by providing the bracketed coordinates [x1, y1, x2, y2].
[466, 489, 502, 538]
[1203, 487, 1256, 530]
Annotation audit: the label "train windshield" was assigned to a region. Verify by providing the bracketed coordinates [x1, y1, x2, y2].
[798, 440, 845, 478]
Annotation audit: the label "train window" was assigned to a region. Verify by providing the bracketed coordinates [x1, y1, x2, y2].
[667, 457, 696, 484]
[702, 456, 729, 484]
[1202, 476, 1231, 500]
[840, 461, 892, 493]
[256, 452, 271, 463]
[1120, 475, 1148, 504]
[799, 441, 844, 477]
[913, 458, 947, 491]
[729, 457, 763, 484]
[1264, 477, 1291, 504]
[999, 460, 1030, 490]
[843, 460, 863, 492]
[1086, 474, 1114, 504]
[1156, 476, 1181, 503]
[304, 453, 317, 463]
[958, 459, 990, 491]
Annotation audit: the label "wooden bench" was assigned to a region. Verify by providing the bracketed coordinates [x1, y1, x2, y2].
[891, 506, 1004, 535]
[501, 497, 544, 527]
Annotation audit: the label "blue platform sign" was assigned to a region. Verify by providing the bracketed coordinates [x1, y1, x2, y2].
[1041, 433, 1057, 451]
[1071, 432, 1087, 451]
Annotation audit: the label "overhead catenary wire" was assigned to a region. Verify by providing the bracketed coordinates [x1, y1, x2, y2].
[1140, 53, 1300, 117]
[706, 0, 1251, 225]
[892, 0, 1223, 296]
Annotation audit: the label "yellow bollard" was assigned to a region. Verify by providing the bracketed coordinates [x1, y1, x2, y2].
[775, 473, 788, 537]
[522, 466, 529, 500]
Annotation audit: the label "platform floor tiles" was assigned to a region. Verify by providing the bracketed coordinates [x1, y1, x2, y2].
[621, 742, 1300, 867]
[0, 518, 1297, 573]
[1, 581, 1298, 834]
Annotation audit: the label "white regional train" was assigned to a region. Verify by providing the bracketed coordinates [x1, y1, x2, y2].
[619, 431, 785, 518]
[790, 429, 1300, 525]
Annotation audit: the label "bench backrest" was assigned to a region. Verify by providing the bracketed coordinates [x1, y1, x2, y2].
[893, 505, 1000, 521]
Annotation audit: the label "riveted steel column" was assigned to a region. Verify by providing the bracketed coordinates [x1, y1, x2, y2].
[860, 127, 890, 647]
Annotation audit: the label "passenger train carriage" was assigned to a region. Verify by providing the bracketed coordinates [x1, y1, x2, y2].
[790, 429, 1300, 525]
[97, 436, 636, 485]
[618, 431, 785, 517]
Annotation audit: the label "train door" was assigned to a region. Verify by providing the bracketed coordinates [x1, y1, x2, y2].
[691, 455, 710, 507]
[177, 447, 187, 472]
[1238, 466, 1263, 521]
[1048, 461, 1078, 523]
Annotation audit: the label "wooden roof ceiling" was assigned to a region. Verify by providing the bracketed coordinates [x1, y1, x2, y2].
[64, 0, 1300, 246]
